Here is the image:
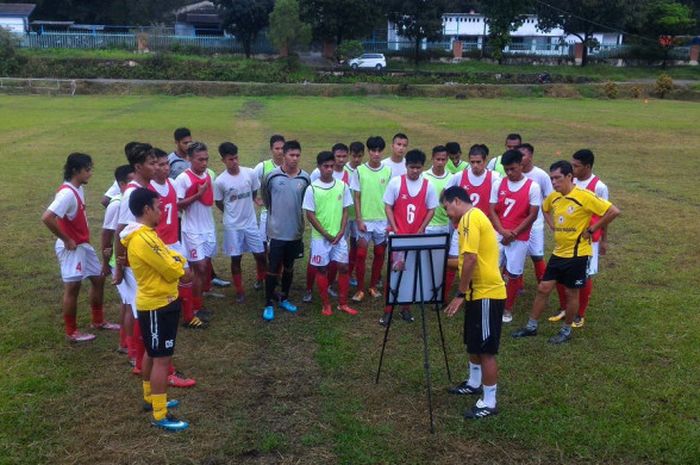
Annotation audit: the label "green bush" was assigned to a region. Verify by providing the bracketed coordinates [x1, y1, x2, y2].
[603, 81, 619, 99]
[336, 40, 363, 62]
[655, 73, 674, 98]
[0, 28, 22, 75]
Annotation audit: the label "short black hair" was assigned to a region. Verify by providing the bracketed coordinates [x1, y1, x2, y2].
[63, 153, 93, 181]
[468, 144, 488, 160]
[127, 143, 154, 168]
[550, 160, 573, 176]
[506, 133, 522, 143]
[316, 151, 335, 165]
[441, 185, 471, 204]
[366, 136, 385, 151]
[174, 127, 191, 142]
[392, 132, 408, 142]
[219, 142, 238, 157]
[269, 134, 285, 148]
[349, 141, 365, 153]
[501, 149, 523, 166]
[283, 140, 301, 153]
[405, 149, 426, 166]
[432, 145, 447, 155]
[445, 142, 461, 155]
[332, 143, 349, 155]
[124, 141, 142, 159]
[129, 187, 159, 218]
[572, 149, 595, 168]
[153, 147, 168, 159]
[518, 143, 534, 154]
[114, 164, 134, 184]
[187, 141, 207, 157]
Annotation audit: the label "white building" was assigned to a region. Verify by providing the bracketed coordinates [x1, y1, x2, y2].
[388, 13, 623, 54]
[0, 3, 35, 34]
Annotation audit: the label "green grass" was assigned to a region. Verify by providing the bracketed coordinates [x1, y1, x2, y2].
[1, 94, 699, 465]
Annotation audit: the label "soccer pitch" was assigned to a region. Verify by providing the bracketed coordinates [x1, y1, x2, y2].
[1, 94, 699, 465]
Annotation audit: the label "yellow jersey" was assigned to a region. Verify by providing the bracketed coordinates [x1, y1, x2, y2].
[457, 207, 506, 301]
[543, 186, 612, 258]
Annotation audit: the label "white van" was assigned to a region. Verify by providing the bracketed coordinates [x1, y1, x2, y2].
[347, 53, 387, 70]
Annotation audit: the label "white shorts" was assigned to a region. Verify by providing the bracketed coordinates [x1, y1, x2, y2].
[310, 237, 349, 267]
[258, 209, 268, 243]
[498, 238, 529, 276]
[166, 241, 189, 269]
[356, 220, 388, 245]
[587, 241, 600, 277]
[116, 267, 138, 318]
[449, 229, 460, 257]
[223, 225, 265, 256]
[182, 230, 217, 262]
[426, 224, 450, 235]
[527, 226, 545, 258]
[55, 242, 102, 283]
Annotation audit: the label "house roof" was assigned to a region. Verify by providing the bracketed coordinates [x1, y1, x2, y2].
[0, 3, 36, 17]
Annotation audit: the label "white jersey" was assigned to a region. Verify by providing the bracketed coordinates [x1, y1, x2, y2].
[302, 179, 354, 212]
[102, 197, 121, 230]
[174, 171, 215, 234]
[104, 180, 120, 200]
[214, 167, 260, 229]
[383, 175, 439, 208]
[489, 177, 542, 207]
[575, 174, 609, 200]
[523, 165, 553, 228]
[381, 157, 407, 178]
[48, 182, 84, 220]
[118, 180, 144, 226]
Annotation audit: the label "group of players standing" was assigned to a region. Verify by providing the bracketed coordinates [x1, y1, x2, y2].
[42, 127, 620, 428]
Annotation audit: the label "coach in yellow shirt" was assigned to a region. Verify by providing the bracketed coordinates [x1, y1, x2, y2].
[512, 160, 620, 344]
[443, 186, 506, 420]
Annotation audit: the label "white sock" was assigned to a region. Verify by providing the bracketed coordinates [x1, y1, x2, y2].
[467, 362, 482, 388]
[482, 384, 497, 408]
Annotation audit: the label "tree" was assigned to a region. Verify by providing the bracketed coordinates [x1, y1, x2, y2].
[300, 0, 379, 45]
[268, 0, 312, 56]
[15, 0, 190, 25]
[644, 0, 696, 65]
[481, 0, 531, 63]
[385, 0, 449, 63]
[214, 0, 274, 58]
[535, 0, 632, 66]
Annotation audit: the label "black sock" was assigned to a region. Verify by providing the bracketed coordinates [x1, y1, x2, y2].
[265, 274, 278, 306]
[281, 270, 294, 300]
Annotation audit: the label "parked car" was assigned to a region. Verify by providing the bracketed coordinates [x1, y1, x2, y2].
[347, 53, 386, 71]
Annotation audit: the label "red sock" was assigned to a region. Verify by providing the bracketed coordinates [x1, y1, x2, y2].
[356, 246, 368, 291]
[305, 261, 316, 292]
[64, 314, 77, 336]
[505, 276, 520, 311]
[533, 260, 546, 282]
[126, 335, 135, 359]
[348, 243, 357, 277]
[315, 271, 330, 306]
[119, 325, 127, 349]
[132, 322, 145, 371]
[556, 283, 567, 309]
[179, 284, 194, 322]
[370, 244, 386, 289]
[90, 306, 104, 325]
[338, 272, 350, 306]
[445, 269, 456, 299]
[192, 295, 203, 313]
[328, 261, 338, 286]
[203, 261, 213, 292]
[256, 261, 266, 282]
[578, 279, 593, 317]
[232, 274, 244, 294]
[168, 362, 175, 376]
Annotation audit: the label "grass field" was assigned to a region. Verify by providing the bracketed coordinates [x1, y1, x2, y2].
[1, 94, 699, 465]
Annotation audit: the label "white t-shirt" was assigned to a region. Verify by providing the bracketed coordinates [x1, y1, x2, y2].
[302, 179, 354, 212]
[48, 183, 83, 220]
[446, 168, 501, 189]
[489, 177, 542, 207]
[383, 175, 439, 208]
[310, 168, 349, 183]
[213, 167, 260, 229]
[523, 165, 553, 228]
[175, 171, 215, 233]
[575, 174, 609, 200]
[102, 198, 121, 230]
[118, 180, 143, 226]
[381, 157, 407, 178]
[104, 180, 120, 199]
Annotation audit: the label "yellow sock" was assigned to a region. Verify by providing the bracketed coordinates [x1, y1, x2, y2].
[151, 393, 168, 421]
[142, 381, 152, 404]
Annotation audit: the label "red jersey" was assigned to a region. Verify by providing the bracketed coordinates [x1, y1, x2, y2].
[184, 169, 213, 206]
[585, 176, 603, 242]
[393, 176, 429, 234]
[148, 179, 179, 245]
[459, 169, 493, 215]
[494, 177, 534, 241]
[56, 184, 90, 244]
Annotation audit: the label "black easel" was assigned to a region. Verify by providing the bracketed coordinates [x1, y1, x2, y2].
[375, 234, 451, 433]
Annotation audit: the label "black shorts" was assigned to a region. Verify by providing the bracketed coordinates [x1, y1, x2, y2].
[464, 298, 505, 355]
[268, 239, 304, 271]
[137, 300, 181, 358]
[542, 255, 589, 289]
